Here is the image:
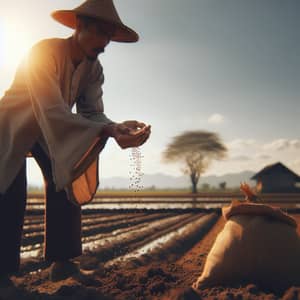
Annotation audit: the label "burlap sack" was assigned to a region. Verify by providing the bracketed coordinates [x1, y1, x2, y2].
[193, 201, 300, 290]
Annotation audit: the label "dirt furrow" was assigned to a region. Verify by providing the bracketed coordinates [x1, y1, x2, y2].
[22, 212, 148, 235]
[19, 213, 195, 276]
[78, 213, 198, 266]
[81, 212, 147, 226]
[82, 213, 175, 236]
[107, 213, 205, 262]
[21, 213, 175, 247]
[88, 213, 219, 300]
[81, 215, 173, 245]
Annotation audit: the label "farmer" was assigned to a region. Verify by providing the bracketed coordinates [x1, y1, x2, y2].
[0, 0, 150, 283]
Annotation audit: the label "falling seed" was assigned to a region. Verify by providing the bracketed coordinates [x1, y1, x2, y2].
[129, 147, 144, 191]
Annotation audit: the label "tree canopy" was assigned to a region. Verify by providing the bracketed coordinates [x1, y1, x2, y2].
[162, 130, 227, 193]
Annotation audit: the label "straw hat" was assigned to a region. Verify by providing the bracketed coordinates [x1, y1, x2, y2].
[51, 0, 139, 43]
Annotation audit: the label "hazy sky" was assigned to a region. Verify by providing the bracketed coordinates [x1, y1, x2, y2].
[0, 0, 299, 186]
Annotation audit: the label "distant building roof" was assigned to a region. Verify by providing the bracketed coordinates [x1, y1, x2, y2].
[251, 162, 300, 180]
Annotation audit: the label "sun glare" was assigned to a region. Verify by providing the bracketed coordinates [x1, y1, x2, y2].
[0, 25, 4, 66]
[1, 19, 35, 70]
[0, 19, 36, 96]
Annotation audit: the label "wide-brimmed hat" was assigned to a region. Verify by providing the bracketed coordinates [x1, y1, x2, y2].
[51, 0, 139, 43]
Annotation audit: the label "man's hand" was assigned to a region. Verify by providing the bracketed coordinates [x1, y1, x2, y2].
[118, 120, 146, 134]
[103, 120, 151, 149]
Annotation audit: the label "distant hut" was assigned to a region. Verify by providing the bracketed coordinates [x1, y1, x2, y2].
[251, 162, 300, 193]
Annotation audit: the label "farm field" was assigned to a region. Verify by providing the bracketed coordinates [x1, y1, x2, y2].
[2, 197, 300, 300]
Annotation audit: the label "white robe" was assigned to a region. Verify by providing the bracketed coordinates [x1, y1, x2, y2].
[0, 37, 113, 205]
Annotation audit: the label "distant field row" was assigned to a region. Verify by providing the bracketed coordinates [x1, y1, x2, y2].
[26, 191, 300, 200]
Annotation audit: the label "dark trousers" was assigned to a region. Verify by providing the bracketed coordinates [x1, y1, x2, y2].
[0, 144, 82, 275]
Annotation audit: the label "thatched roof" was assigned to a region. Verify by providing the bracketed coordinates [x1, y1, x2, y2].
[251, 162, 300, 180]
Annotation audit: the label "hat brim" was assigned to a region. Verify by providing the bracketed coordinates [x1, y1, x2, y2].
[51, 10, 139, 43]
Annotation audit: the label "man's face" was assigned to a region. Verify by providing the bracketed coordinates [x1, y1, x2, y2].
[76, 19, 114, 61]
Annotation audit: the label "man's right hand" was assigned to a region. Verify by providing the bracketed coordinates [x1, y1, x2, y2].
[103, 122, 151, 149]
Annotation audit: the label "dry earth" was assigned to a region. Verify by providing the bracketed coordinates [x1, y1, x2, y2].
[1, 209, 300, 300]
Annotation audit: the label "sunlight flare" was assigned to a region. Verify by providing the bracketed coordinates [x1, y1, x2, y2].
[0, 18, 35, 69]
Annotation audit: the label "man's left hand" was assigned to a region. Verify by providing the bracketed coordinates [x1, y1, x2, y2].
[116, 120, 147, 135]
[114, 120, 151, 149]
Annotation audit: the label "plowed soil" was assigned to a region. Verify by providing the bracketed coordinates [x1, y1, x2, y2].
[1, 210, 300, 300]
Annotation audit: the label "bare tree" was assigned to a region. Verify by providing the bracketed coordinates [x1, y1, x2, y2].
[219, 181, 227, 190]
[162, 131, 227, 193]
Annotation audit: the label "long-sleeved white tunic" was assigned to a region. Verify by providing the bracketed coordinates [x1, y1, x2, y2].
[0, 37, 113, 205]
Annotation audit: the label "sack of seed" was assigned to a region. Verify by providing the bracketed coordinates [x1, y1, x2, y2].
[193, 200, 300, 291]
